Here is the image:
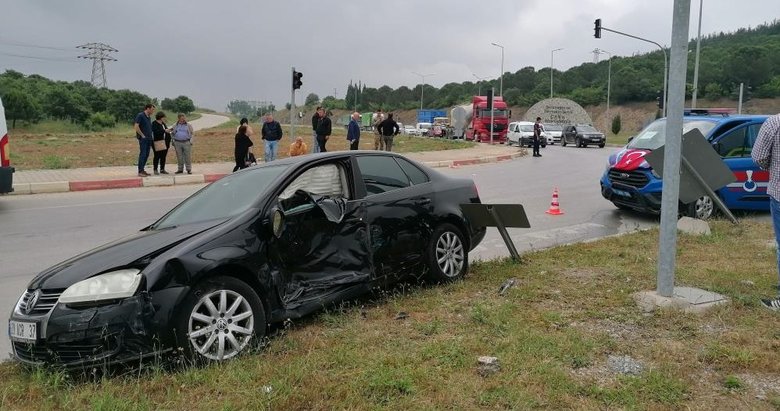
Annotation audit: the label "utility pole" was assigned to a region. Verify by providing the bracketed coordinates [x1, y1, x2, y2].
[550, 48, 563, 98]
[691, 0, 703, 107]
[76, 43, 117, 88]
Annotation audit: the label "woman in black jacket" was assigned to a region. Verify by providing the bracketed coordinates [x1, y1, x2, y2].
[151, 111, 172, 174]
[233, 124, 254, 172]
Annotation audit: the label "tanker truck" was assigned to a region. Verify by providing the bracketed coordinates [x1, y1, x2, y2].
[451, 96, 509, 143]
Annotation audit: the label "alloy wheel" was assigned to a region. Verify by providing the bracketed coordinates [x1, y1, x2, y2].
[188, 289, 254, 361]
[435, 231, 465, 278]
[693, 195, 715, 220]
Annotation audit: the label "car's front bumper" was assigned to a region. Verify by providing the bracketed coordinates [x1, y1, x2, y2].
[9, 289, 185, 368]
[600, 180, 662, 214]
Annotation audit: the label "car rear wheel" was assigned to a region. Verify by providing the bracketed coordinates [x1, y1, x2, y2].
[175, 276, 266, 362]
[426, 223, 468, 283]
[684, 195, 715, 220]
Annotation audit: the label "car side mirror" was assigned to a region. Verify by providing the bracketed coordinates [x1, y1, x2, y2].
[627, 136, 634, 143]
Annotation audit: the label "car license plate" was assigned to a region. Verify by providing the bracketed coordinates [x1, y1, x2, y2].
[613, 189, 631, 198]
[8, 320, 37, 342]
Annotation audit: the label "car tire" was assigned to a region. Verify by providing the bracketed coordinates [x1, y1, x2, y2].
[426, 223, 468, 283]
[598, 143, 605, 148]
[576, 137, 582, 147]
[684, 195, 716, 220]
[174, 276, 266, 363]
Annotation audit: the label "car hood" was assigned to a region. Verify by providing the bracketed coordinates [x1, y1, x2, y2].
[29, 219, 226, 290]
[609, 148, 651, 171]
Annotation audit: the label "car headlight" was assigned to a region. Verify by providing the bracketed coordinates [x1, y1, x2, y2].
[59, 268, 143, 304]
[650, 169, 661, 178]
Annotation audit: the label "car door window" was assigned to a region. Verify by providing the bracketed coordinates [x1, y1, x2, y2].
[396, 158, 429, 185]
[280, 163, 349, 199]
[716, 126, 747, 158]
[356, 156, 411, 195]
[744, 123, 763, 156]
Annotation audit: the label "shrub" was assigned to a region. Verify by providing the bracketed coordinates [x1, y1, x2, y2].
[611, 114, 622, 135]
[85, 112, 116, 131]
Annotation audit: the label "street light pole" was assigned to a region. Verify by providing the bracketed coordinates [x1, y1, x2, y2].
[596, 49, 612, 131]
[692, 0, 703, 107]
[550, 48, 563, 98]
[412, 71, 435, 111]
[490, 43, 504, 97]
[472, 73, 487, 96]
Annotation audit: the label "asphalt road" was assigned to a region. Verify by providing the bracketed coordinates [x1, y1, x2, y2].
[0, 145, 668, 357]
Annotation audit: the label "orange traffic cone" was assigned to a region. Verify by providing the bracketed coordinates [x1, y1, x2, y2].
[545, 187, 564, 215]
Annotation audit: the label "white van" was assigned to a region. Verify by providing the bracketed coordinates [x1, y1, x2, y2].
[507, 121, 550, 147]
[0, 97, 13, 194]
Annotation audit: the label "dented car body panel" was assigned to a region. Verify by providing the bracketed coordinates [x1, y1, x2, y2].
[9, 151, 485, 367]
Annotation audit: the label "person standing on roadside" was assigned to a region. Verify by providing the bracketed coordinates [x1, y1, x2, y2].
[315, 107, 332, 152]
[532, 117, 543, 157]
[133, 103, 155, 177]
[347, 111, 361, 150]
[233, 124, 253, 172]
[372, 108, 385, 150]
[151, 111, 171, 175]
[752, 113, 780, 310]
[172, 113, 195, 174]
[237, 117, 254, 137]
[311, 108, 321, 153]
[261, 113, 283, 162]
[376, 113, 400, 152]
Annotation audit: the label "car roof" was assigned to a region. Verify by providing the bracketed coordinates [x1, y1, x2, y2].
[679, 114, 769, 125]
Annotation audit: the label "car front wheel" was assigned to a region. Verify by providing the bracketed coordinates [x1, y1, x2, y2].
[426, 223, 468, 283]
[576, 137, 582, 147]
[175, 276, 266, 362]
[684, 195, 715, 220]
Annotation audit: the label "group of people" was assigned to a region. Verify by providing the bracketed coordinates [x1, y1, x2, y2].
[344, 108, 400, 152]
[232, 114, 285, 172]
[134, 104, 194, 176]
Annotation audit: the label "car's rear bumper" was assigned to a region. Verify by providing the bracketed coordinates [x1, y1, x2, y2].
[0, 166, 13, 194]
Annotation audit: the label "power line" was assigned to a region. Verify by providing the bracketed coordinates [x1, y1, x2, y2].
[0, 39, 72, 51]
[77, 42, 118, 88]
[0, 51, 79, 62]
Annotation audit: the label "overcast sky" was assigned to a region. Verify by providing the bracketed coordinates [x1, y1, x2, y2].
[1, 0, 776, 112]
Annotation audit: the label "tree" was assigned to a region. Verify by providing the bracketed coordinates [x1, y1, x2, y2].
[611, 114, 622, 135]
[173, 95, 195, 114]
[2, 88, 41, 127]
[161, 97, 176, 111]
[304, 93, 320, 106]
[227, 100, 254, 118]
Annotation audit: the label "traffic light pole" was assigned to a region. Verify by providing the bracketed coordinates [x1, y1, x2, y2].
[597, 26, 668, 117]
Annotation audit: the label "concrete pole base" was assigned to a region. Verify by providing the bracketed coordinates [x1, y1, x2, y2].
[633, 286, 729, 314]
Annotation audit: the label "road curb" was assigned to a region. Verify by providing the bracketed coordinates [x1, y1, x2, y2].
[8, 152, 524, 195]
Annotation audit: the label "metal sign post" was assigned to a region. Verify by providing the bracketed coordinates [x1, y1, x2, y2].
[290, 67, 296, 141]
[489, 87, 495, 145]
[460, 203, 530, 262]
[655, 0, 691, 298]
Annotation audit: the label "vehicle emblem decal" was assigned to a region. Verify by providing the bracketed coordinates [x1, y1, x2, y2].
[24, 290, 41, 315]
[620, 173, 630, 179]
[743, 170, 757, 192]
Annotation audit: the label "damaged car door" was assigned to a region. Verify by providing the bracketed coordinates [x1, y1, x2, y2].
[268, 161, 370, 313]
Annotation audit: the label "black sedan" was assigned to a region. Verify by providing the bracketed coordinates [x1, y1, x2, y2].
[561, 124, 606, 148]
[9, 151, 486, 366]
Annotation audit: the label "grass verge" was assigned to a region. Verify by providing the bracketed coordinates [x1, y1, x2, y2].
[7, 121, 474, 169]
[2, 220, 780, 409]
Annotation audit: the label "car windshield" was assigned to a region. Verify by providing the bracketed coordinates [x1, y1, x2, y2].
[626, 118, 717, 150]
[152, 164, 290, 229]
[544, 124, 562, 131]
[578, 125, 599, 133]
[520, 125, 534, 132]
[479, 110, 507, 117]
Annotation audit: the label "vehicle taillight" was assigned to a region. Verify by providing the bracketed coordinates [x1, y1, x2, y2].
[0, 134, 9, 167]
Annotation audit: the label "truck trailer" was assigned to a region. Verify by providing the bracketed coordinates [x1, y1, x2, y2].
[453, 96, 509, 143]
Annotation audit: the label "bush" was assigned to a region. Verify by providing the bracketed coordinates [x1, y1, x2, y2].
[611, 114, 622, 135]
[85, 112, 116, 131]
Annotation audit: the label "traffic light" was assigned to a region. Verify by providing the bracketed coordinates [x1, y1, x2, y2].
[292, 70, 303, 90]
[594, 18, 602, 39]
[656, 90, 664, 109]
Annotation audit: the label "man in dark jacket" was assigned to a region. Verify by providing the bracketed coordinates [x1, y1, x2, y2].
[261, 114, 283, 162]
[376, 113, 400, 152]
[311, 108, 321, 154]
[347, 112, 361, 150]
[315, 107, 332, 152]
